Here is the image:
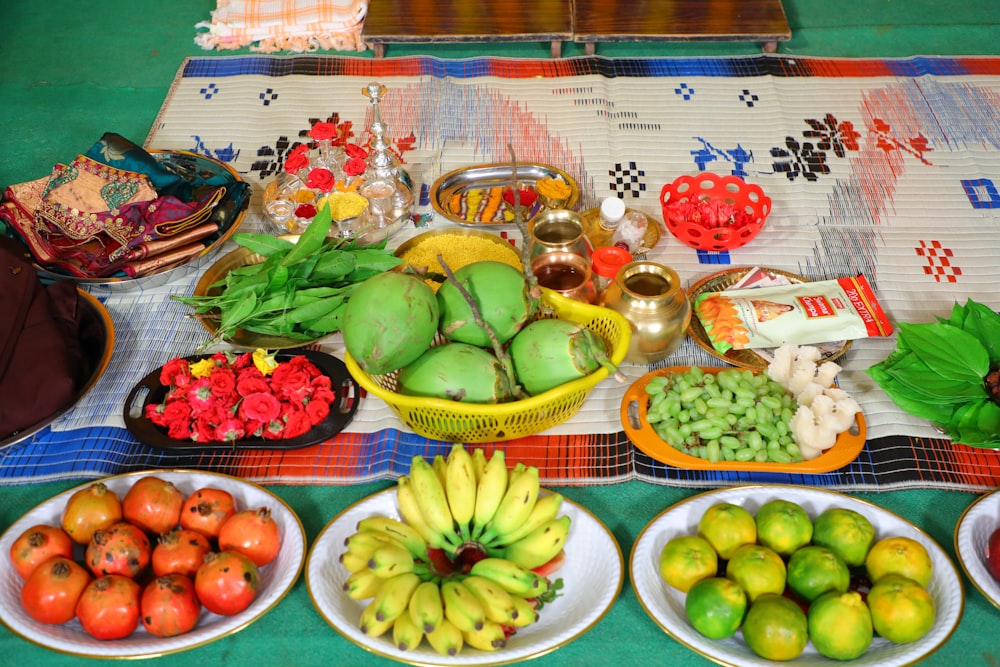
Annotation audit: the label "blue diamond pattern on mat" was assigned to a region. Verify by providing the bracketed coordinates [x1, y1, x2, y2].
[962, 178, 1000, 208]
[739, 88, 759, 107]
[200, 83, 220, 100]
[675, 82, 695, 100]
[697, 249, 732, 264]
[259, 88, 278, 106]
[609, 161, 646, 198]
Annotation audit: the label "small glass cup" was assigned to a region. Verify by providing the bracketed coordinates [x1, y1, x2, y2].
[361, 178, 396, 220]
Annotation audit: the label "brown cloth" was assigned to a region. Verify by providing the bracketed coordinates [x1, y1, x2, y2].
[0, 237, 88, 439]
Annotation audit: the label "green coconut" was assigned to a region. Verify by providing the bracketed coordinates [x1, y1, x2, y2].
[437, 261, 534, 347]
[341, 271, 439, 375]
[397, 342, 513, 403]
[508, 318, 611, 396]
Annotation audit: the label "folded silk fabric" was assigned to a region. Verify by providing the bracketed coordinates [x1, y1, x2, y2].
[194, 0, 369, 53]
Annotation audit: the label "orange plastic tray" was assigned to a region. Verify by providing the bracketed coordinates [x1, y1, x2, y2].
[620, 367, 866, 473]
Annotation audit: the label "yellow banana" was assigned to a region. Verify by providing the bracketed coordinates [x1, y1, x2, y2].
[368, 542, 416, 578]
[492, 492, 563, 546]
[471, 446, 488, 483]
[445, 444, 477, 540]
[409, 455, 461, 547]
[433, 453, 449, 488]
[396, 475, 449, 550]
[343, 530, 399, 559]
[342, 567, 383, 600]
[440, 579, 486, 633]
[469, 557, 550, 598]
[370, 572, 421, 624]
[392, 610, 424, 651]
[356, 515, 429, 560]
[462, 619, 507, 652]
[359, 598, 395, 638]
[499, 515, 571, 570]
[480, 465, 539, 546]
[471, 449, 507, 539]
[509, 594, 539, 628]
[507, 461, 527, 489]
[462, 574, 519, 625]
[340, 550, 370, 574]
[425, 618, 464, 657]
[408, 580, 444, 634]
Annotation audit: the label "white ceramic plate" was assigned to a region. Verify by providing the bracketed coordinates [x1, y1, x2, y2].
[306, 488, 622, 665]
[630, 485, 964, 667]
[0, 470, 305, 658]
[955, 488, 1000, 610]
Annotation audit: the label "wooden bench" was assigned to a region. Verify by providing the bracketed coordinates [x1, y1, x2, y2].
[572, 0, 792, 54]
[362, 0, 575, 58]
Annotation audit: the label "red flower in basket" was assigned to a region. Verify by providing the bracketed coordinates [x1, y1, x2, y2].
[306, 168, 336, 193]
[144, 350, 334, 443]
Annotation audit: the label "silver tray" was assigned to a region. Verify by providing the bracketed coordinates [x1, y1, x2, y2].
[430, 162, 579, 226]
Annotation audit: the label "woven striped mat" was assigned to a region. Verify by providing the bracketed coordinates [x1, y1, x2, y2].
[4, 54, 1000, 492]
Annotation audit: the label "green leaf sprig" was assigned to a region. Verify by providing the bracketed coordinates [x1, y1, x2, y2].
[866, 299, 1000, 447]
[172, 203, 403, 347]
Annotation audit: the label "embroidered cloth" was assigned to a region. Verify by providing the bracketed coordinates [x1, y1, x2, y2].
[194, 0, 369, 53]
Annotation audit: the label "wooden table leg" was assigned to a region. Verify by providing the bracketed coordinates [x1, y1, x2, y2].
[762, 41, 777, 54]
[585, 43, 596, 56]
[372, 43, 385, 58]
[550, 40, 562, 58]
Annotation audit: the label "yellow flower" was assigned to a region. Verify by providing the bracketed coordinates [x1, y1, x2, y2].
[189, 358, 217, 379]
[253, 348, 279, 376]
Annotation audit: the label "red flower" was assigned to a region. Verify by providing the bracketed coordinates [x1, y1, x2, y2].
[345, 144, 368, 160]
[240, 392, 282, 422]
[160, 358, 192, 388]
[310, 121, 337, 141]
[294, 203, 318, 219]
[343, 157, 367, 177]
[306, 168, 336, 193]
[284, 144, 310, 174]
[146, 353, 335, 443]
[305, 399, 330, 426]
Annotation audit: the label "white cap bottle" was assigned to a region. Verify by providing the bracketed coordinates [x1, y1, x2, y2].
[599, 197, 626, 231]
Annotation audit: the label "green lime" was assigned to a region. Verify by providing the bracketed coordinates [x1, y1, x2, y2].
[812, 507, 876, 568]
[684, 577, 747, 639]
[755, 499, 813, 557]
[741, 593, 808, 661]
[658, 535, 719, 592]
[808, 591, 873, 660]
[786, 545, 850, 602]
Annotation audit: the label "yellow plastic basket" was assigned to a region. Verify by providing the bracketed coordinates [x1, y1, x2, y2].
[344, 289, 631, 443]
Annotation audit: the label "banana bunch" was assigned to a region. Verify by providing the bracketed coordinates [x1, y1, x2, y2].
[338, 444, 570, 656]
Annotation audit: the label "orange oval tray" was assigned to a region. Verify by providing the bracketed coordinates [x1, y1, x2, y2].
[620, 367, 866, 473]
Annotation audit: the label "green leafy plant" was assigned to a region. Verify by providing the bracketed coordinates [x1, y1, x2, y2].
[867, 299, 1000, 447]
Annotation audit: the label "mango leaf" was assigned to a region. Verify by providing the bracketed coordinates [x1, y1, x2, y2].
[281, 203, 332, 267]
[233, 233, 295, 257]
[866, 364, 958, 425]
[310, 248, 357, 282]
[897, 321, 989, 382]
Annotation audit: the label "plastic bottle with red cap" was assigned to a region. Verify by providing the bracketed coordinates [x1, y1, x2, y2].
[591, 245, 633, 297]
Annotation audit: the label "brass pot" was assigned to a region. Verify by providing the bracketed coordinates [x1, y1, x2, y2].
[526, 209, 593, 261]
[530, 252, 597, 305]
[601, 261, 691, 364]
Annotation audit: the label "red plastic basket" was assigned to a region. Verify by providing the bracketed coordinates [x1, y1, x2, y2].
[660, 173, 771, 252]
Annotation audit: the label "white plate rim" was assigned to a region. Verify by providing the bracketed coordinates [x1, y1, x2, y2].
[954, 488, 1000, 610]
[0, 469, 306, 659]
[305, 487, 623, 666]
[629, 484, 964, 667]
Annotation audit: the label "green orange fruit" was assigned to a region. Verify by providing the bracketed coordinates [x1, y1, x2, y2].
[697, 503, 756, 561]
[808, 590, 874, 660]
[811, 507, 876, 568]
[865, 536, 933, 587]
[741, 593, 808, 661]
[658, 535, 718, 593]
[866, 573, 936, 644]
[754, 499, 813, 557]
[725, 544, 786, 602]
[684, 577, 747, 640]
[786, 545, 850, 602]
